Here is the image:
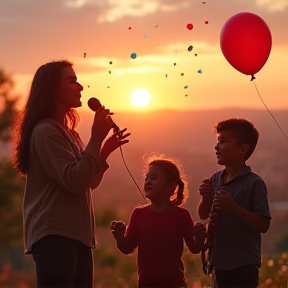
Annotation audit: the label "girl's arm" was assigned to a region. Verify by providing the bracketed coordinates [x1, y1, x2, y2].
[190, 222, 206, 254]
[110, 221, 137, 254]
[184, 211, 206, 254]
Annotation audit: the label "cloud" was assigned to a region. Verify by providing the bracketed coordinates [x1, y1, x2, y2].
[256, 0, 288, 12]
[64, 0, 87, 8]
[64, 0, 190, 22]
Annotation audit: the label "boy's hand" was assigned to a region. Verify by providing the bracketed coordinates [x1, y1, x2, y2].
[110, 220, 126, 240]
[199, 178, 214, 198]
[213, 189, 235, 210]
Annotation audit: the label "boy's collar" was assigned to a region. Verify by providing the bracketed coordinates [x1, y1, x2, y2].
[221, 165, 251, 184]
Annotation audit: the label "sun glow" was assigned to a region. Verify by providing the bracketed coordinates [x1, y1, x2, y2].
[130, 89, 151, 107]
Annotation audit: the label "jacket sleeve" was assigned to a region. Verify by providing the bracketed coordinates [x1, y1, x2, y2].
[30, 122, 101, 195]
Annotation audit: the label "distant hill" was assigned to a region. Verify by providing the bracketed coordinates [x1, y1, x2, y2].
[76, 108, 288, 217]
[1, 107, 287, 253]
[77, 108, 288, 254]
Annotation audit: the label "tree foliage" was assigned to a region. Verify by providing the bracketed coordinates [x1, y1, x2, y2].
[0, 159, 25, 247]
[0, 69, 18, 143]
[0, 69, 24, 248]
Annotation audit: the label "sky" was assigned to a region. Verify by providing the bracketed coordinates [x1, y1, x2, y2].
[0, 0, 287, 112]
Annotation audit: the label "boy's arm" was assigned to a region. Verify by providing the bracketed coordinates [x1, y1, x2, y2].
[198, 196, 211, 220]
[213, 189, 270, 233]
[229, 202, 270, 233]
[198, 178, 214, 220]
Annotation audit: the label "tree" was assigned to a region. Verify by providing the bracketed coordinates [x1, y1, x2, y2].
[0, 69, 18, 143]
[0, 69, 24, 248]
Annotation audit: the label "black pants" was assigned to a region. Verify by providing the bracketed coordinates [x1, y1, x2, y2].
[215, 265, 259, 288]
[32, 235, 93, 288]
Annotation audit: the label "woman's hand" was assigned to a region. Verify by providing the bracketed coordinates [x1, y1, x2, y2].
[91, 106, 114, 143]
[100, 128, 131, 160]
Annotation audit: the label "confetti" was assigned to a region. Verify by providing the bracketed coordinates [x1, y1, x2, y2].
[198, 69, 202, 74]
[205, 21, 209, 24]
[84, 53, 86, 58]
[184, 85, 188, 89]
[181, 73, 184, 76]
[131, 52, 137, 59]
[128, 27, 132, 30]
[186, 23, 193, 30]
[188, 45, 193, 52]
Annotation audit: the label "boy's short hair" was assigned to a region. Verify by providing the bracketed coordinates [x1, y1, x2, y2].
[214, 118, 259, 160]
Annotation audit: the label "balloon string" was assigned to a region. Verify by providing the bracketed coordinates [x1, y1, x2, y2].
[252, 80, 288, 141]
[119, 145, 146, 200]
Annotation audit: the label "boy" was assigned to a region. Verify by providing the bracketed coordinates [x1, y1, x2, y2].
[198, 118, 271, 288]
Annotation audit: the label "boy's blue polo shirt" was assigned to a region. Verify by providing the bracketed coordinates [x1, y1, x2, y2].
[209, 165, 271, 270]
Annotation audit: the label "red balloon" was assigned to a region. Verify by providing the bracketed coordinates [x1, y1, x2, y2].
[187, 23, 193, 30]
[220, 12, 272, 77]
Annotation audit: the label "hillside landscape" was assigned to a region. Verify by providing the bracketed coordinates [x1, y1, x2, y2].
[75, 107, 288, 253]
[1, 107, 287, 252]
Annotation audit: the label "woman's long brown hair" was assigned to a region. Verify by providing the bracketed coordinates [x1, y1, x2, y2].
[12, 60, 80, 176]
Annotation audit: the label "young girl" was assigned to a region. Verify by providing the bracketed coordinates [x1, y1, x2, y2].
[111, 155, 206, 288]
[12, 60, 130, 288]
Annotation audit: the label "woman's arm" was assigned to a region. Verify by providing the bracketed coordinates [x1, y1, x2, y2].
[90, 129, 130, 190]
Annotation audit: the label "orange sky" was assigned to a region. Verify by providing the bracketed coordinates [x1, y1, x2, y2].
[0, 0, 287, 112]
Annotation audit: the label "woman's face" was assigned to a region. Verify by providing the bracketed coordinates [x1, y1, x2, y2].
[56, 66, 83, 110]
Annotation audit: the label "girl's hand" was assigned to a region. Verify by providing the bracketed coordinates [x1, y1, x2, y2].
[110, 221, 126, 240]
[194, 221, 207, 240]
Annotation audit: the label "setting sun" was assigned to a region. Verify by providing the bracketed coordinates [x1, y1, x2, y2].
[130, 89, 151, 108]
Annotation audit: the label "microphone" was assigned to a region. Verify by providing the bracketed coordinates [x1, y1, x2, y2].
[88, 98, 145, 200]
[87, 97, 120, 132]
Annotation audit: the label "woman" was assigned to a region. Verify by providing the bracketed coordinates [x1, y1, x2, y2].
[12, 60, 130, 287]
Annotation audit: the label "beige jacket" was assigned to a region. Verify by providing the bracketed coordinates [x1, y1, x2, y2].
[24, 120, 109, 254]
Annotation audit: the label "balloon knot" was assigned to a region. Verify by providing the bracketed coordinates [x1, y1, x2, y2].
[250, 75, 256, 81]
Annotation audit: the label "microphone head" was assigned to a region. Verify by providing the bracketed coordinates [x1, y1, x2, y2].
[87, 97, 101, 112]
